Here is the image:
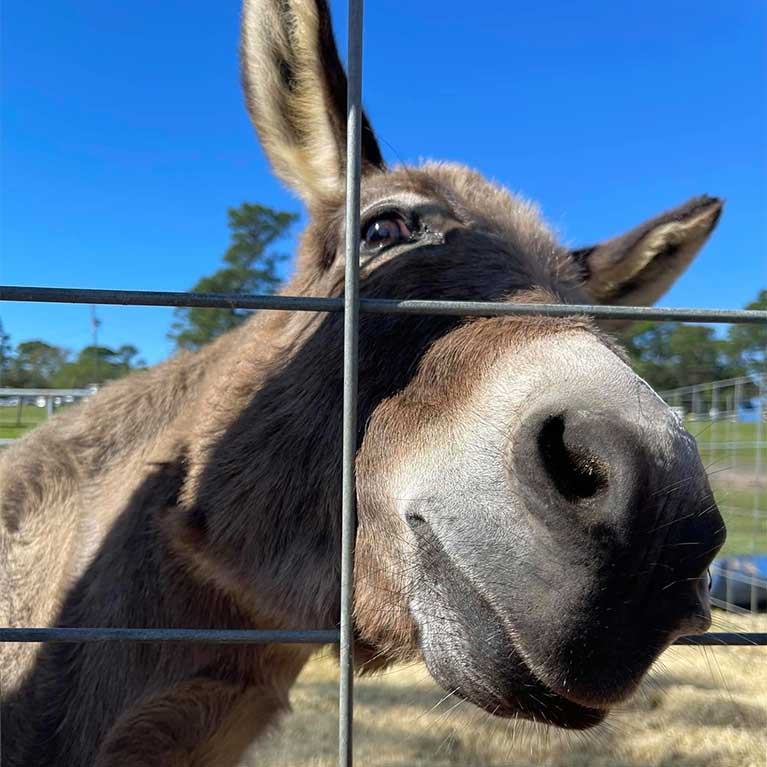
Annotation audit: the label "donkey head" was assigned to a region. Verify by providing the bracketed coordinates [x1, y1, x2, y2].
[242, 0, 725, 729]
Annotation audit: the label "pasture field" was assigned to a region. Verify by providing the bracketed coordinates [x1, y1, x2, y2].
[718, 508, 766, 555]
[251, 613, 767, 767]
[691, 419, 763, 472]
[716, 487, 766, 556]
[0, 403, 48, 439]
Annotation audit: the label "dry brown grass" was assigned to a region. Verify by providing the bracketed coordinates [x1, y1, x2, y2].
[247, 612, 767, 767]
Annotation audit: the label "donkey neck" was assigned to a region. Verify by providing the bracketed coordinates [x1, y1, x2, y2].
[176, 274, 462, 627]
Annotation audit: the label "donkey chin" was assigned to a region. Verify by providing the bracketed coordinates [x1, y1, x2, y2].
[357, 330, 725, 730]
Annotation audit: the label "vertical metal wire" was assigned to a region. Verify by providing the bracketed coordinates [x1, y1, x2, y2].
[709, 382, 718, 473]
[734, 378, 743, 474]
[728, 390, 735, 474]
[339, 1, 364, 765]
[751, 375, 765, 612]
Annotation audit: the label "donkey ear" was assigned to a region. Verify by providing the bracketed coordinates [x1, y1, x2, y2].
[572, 196, 723, 307]
[241, 0, 385, 207]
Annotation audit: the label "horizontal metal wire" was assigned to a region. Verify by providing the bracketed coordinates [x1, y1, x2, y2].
[661, 374, 762, 397]
[698, 442, 767, 449]
[1, 286, 338, 312]
[0, 628, 339, 644]
[709, 568, 767, 587]
[0, 627, 763, 645]
[3, 286, 767, 324]
[0, 387, 93, 397]
[718, 506, 767, 519]
[673, 633, 767, 646]
[709, 597, 755, 615]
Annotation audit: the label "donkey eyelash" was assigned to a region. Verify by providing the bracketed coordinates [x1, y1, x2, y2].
[359, 208, 423, 253]
[359, 208, 417, 235]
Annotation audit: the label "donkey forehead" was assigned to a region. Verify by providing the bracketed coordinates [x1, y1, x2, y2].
[360, 163, 559, 244]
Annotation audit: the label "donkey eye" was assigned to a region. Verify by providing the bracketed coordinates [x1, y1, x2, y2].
[362, 214, 412, 250]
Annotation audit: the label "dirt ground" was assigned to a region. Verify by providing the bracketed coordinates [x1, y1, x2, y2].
[247, 612, 767, 767]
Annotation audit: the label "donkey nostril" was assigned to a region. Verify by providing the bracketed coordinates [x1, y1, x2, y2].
[537, 415, 608, 503]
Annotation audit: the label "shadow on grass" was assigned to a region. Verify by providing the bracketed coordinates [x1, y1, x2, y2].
[252, 667, 759, 767]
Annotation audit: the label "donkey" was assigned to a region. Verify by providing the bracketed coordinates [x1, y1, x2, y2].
[0, 0, 726, 764]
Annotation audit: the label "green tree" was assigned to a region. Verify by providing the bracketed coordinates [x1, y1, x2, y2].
[0, 320, 12, 385]
[6, 340, 69, 388]
[115, 344, 145, 372]
[52, 346, 146, 388]
[622, 322, 738, 392]
[666, 325, 734, 386]
[168, 203, 298, 351]
[622, 321, 678, 391]
[723, 289, 766, 378]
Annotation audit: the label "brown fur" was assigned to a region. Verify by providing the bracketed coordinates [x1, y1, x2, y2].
[0, 1, 723, 764]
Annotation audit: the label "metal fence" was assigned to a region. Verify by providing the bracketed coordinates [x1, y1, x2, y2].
[659, 375, 767, 614]
[0, 387, 94, 446]
[1, 2, 767, 766]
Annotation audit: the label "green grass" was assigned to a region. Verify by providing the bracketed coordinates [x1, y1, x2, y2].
[717, 508, 767, 556]
[681, 418, 766, 554]
[686, 419, 764, 471]
[0, 404, 49, 439]
[685, 421, 763, 441]
[713, 485, 767, 556]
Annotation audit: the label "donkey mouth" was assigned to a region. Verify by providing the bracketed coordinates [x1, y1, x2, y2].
[460, 666, 607, 730]
[515, 694, 605, 731]
[498, 662, 608, 730]
[427, 631, 609, 729]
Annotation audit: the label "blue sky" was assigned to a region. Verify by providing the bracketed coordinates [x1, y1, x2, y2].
[2, 0, 765, 365]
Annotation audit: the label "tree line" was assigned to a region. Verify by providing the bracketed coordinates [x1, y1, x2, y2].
[622, 290, 766, 392]
[0, 336, 145, 389]
[1, 201, 764, 392]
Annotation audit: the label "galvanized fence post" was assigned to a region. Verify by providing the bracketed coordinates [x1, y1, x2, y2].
[339, 0, 365, 765]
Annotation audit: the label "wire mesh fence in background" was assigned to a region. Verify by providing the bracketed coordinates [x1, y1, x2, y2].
[659, 375, 766, 614]
[0, 388, 93, 446]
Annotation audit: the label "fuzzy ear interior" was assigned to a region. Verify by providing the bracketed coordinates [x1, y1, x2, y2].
[241, 0, 384, 208]
[572, 196, 723, 308]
